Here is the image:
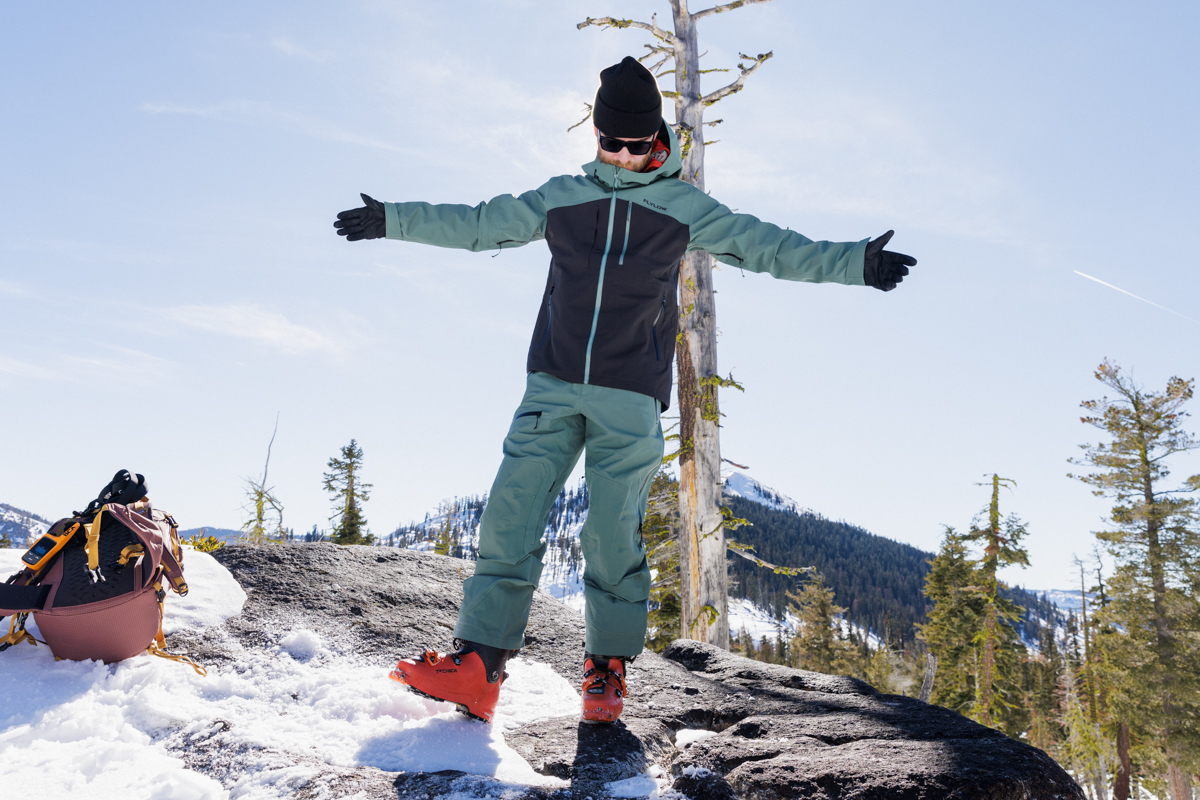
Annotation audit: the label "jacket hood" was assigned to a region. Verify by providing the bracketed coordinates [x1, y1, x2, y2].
[583, 122, 683, 189]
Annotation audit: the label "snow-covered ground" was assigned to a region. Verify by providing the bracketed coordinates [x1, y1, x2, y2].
[0, 548, 677, 798]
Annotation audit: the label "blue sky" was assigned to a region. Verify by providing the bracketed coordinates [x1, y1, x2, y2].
[3, 1, 1198, 592]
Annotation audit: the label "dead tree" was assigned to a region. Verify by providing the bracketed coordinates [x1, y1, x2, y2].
[580, 0, 774, 648]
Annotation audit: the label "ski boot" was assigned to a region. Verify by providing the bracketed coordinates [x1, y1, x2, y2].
[389, 640, 513, 723]
[581, 654, 626, 723]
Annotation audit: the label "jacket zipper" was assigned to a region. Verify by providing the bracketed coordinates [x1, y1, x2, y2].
[618, 200, 633, 266]
[651, 298, 665, 361]
[583, 168, 620, 384]
[536, 287, 554, 350]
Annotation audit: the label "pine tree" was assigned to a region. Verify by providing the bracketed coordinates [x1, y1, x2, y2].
[787, 572, 856, 674]
[433, 500, 456, 557]
[918, 527, 984, 716]
[644, 473, 683, 652]
[965, 475, 1030, 730]
[323, 439, 374, 546]
[1058, 661, 1114, 795]
[1070, 361, 1200, 797]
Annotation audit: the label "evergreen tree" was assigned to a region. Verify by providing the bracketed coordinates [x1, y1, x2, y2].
[965, 475, 1030, 730]
[323, 439, 374, 545]
[918, 527, 984, 716]
[433, 500, 456, 557]
[1057, 661, 1114, 796]
[644, 473, 682, 652]
[1071, 361, 1200, 796]
[787, 572, 857, 674]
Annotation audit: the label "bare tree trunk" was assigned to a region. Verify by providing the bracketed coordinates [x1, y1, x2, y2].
[580, 0, 776, 649]
[918, 652, 938, 703]
[1113, 721, 1131, 800]
[670, 1, 727, 647]
[1167, 765, 1194, 800]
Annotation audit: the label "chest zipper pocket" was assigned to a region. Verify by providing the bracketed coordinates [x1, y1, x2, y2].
[651, 298, 666, 361]
[536, 287, 554, 350]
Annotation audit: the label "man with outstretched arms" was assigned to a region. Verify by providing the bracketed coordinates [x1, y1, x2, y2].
[334, 56, 916, 724]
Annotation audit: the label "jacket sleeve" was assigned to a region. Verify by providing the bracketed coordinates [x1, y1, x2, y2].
[686, 191, 867, 285]
[383, 184, 549, 253]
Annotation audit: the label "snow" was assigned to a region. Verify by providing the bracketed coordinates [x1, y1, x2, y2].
[0, 503, 50, 548]
[606, 764, 671, 798]
[674, 729, 718, 748]
[727, 597, 798, 645]
[0, 547, 584, 797]
[723, 472, 811, 516]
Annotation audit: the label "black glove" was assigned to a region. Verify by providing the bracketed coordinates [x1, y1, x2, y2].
[334, 193, 386, 241]
[863, 230, 916, 291]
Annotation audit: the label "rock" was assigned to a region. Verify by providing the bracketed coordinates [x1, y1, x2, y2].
[661, 641, 1085, 800]
[167, 544, 1083, 799]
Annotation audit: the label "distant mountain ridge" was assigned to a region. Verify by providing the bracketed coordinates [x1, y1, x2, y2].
[1, 503, 51, 547]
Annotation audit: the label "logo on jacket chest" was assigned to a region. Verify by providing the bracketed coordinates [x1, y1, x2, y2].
[642, 199, 668, 213]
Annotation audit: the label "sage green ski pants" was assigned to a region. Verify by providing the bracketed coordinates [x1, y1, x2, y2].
[454, 371, 664, 657]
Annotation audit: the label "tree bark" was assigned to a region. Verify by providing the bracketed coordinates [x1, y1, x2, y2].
[670, 0, 728, 648]
[1113, 721, 1131, 800]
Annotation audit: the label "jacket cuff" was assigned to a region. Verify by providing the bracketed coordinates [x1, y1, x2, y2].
[384, 202, 402, 240]
[849, 238, 869, 286]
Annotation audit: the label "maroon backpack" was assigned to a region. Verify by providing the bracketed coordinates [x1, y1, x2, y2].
[0, 471, 204, 673]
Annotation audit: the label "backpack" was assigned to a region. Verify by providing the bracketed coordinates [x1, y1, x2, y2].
[0, 470, 205, 674]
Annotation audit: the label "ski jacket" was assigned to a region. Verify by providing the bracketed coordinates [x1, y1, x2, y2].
[383, 125, 867, 409]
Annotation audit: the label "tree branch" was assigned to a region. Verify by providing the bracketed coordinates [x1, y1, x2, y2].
[694, 0, 775, 22]
[566, 102, 593, 133]
[701, 51, 773, 106]
[577, 13, 677, 45]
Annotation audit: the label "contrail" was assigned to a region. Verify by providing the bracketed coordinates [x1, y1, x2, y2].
[1073, 271, 1200, 325]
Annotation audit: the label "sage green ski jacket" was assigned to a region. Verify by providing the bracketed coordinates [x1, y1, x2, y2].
[384, 124, 867, 409]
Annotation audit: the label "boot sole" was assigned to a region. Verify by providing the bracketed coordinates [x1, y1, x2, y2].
[401, 683, 492, 724]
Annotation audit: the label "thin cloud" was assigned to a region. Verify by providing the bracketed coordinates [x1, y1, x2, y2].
[140, 100, 409, 154]
[0, 279, 32, 297]
[0, 356, 55, 380]
[271, 37, 332, 62]
[165, 303, 340, 354]
[1074, 271, 1200, 325]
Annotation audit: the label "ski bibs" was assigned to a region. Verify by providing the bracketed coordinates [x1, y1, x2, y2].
[382, 124, 869, 410]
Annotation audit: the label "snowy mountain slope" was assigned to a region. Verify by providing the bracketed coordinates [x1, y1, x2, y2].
[0, 502, 51, 547]
[723, 472, 811, 516]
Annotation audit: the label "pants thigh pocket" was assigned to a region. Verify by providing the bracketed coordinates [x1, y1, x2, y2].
[579, 471, 645, 587]
[479, 457, 551, 560]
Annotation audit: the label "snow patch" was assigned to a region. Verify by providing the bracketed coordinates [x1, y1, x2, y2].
[0, 550, 582, 796]
[278, 629, 325, 661]
[675, 729, 718, 747]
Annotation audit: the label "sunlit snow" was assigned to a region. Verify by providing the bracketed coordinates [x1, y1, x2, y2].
[0, 548, 581, 798]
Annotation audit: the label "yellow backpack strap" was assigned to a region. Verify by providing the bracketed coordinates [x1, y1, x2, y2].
[0, 613, 43, 650]
[146, 577, 206, 676]
[117, 544, 145, 567]
[84, 506, 107, 582]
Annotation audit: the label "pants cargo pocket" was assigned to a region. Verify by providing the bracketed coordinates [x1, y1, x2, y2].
[478, 457, 552, 561]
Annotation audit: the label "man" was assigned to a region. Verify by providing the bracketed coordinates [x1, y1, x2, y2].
[334, 56, 915, 724]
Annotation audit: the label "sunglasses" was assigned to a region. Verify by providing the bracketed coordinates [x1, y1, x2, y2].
[598, 135, 656, 156]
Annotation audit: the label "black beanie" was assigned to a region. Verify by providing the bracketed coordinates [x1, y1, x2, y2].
[593, 56, 663, 138]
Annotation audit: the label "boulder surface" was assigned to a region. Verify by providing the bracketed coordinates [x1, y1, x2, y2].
[166, 543, 1083, 799]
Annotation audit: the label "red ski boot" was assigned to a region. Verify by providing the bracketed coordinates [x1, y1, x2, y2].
[389, 641, 513, 723]
[581, 655, 626, 723]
